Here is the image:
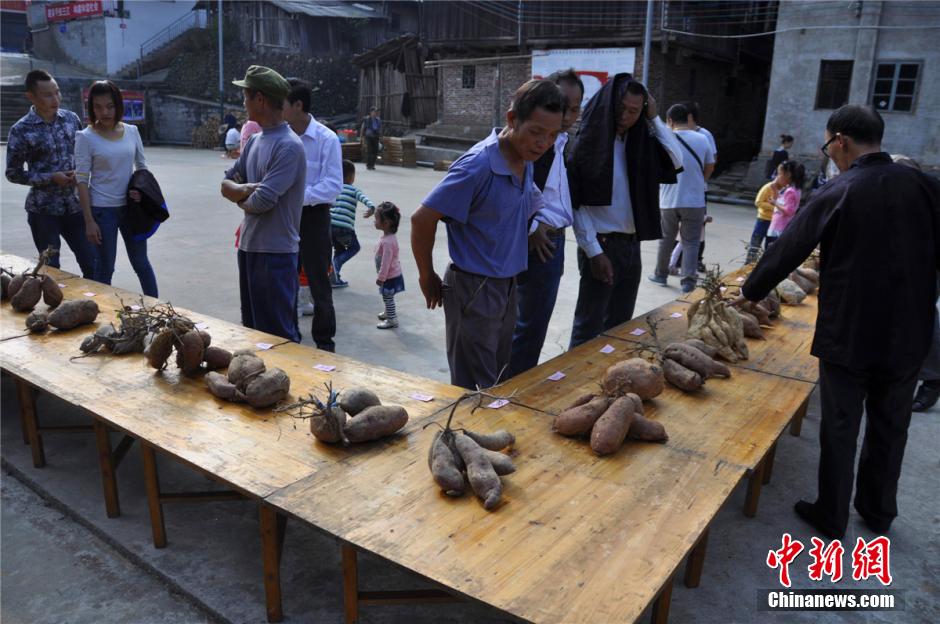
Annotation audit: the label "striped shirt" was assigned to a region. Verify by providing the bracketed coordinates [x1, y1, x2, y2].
[330, 183, 374, 231]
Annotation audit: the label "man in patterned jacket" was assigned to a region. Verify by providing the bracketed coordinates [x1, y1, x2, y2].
[5, 70, 95, 277]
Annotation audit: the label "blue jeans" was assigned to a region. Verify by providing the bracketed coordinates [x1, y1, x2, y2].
[91, 205, 158, 297]
[27, 210, 96, 278]
[747, 218, 771, 263]
[508, 232, 566, 377]
[331, 227, 360, 276]
[238, 250, 301, 343]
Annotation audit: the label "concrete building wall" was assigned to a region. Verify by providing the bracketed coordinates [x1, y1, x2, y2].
[760, 0, 940, 169]
[103, 1, 198, 75]
[147, 93, 217, 144]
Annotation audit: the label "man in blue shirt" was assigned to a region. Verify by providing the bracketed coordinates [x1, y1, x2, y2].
[360, 107, 382, 170]
[5, 70, 95, 277]
[411, 79, 564, 389]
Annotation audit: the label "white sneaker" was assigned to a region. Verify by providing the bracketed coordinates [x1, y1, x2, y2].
[377, 311, 387, 321]
[300, 303, 314, 316]
[298, 289, 314, 316]
[376, 318, 398, 329]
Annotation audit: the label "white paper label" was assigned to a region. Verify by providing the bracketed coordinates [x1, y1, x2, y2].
[58, 283, 67, 288]
[600, 344, 616, 354]
[736, 276, 745, 282]
[547, 371, 566, 381]
[129, 305, 142, 312]
[313, 363, 336, 372]
[83, 292, 96, 297]
[410, 393, 434, 402]
[194, 322, 210, 330]
[670, 312, 683, 319]
[255, 342, 273, 350]
[486, 399, 509, 409]
[629, 328, 647, 336]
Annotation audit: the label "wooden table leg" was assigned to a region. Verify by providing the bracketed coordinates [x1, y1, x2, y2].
[743, 459, 766, 518]
[762, 442, 778, 486]
[94, 420, 121, 518]
[16, 378, 44, 467]
[260, 505, 284, 623]
[342, 543, 359, 624]
[684, 529, 709, 588]
[650, 575, 674, 624]
[790, 396, 809, 436]
[140, 443, 167, 548]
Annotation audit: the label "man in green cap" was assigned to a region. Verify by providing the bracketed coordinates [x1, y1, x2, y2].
[221, 65, 306, 342]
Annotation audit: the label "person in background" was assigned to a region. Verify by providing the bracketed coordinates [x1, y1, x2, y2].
[566, 76, 683, 348]
[221, 65, 305, 342]
[738, 105, 940, 538]
[360, 106, 382, 171]
[5, 69, 95, 277]
[766, 160, 805, 245]
[411, 79, 563, 390]
[765, 134, 794, 180]
[330, 159, 375, 288]
[649, 102, 714, 293]
[240, 119, 261, 152]
[507, 68, 583, 377]
[683, 100, 717, 161]
[373, 202, 405, 330]
[224, 123, 241, 158]
[76, 80, 157, 296]
[746, 175, 781, 263]
[282, 78, 344, 352]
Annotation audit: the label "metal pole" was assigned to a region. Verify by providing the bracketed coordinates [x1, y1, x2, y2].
[642, 0, 653, 84]
[218, 0, 224, 123]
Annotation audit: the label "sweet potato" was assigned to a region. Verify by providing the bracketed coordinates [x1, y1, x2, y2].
[25, 311, 49, 333]
[590, 397, 636, 455]
[428, 431, 466, 496]
[624, 392, 644, 416]
[796, 267, 819, 285]
[481, 449, 516, 476]
[683, 338, 719, 359]
[628, 414, 668, 442]
[664, 342, 730, 378]
[760, 290, 781, 318]
[243, 368, 291, 408]
[789, 271, 816, 295]
[47, 299, 99, 330]
[206, 371, 239, 401]
[776, 279, 807, 304]
[175, 330, 205, 377]
[732, 308, 765, 340]
[146, 329, 175, 369]
[338, 388, 381, 416]
[310, 402, 346, 444]
[565, 393, 597, 410]
[464, 429, 515, 451]
[197, 330, 212, 348]
[203, 346, 233, 371]
[553, 396, 610, 436]
[343, 405, 409, 442]
[0, 273, 10, 300]
[40, 275, 63, 308]
[602, 358, 665, 400]
[663, 358, 704, 392]
[228, 352, 266, 388]
[454, 433, 502, 510]
[749, 302, 773, 326]
[10, 276, 42, 311]
[7, 272, 25, 299]
[111, 335, 144, 355]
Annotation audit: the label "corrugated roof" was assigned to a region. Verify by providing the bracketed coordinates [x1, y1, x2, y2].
[268, 1, 384, 20]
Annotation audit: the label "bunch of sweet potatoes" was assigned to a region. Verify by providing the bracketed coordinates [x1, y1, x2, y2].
[205, 350, 289, 408]
[4, 249, 63, 312]
[661, 340, 731, 391]
[428, 427, 515, 510]
[304, 386, 409, 444]
[554, 392, 667, 456]
[144, 326, 232, 377]
[27, 299, 99, 334]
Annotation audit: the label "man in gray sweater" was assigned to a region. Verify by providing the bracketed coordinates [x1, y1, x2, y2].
[221, 65, 306, 342]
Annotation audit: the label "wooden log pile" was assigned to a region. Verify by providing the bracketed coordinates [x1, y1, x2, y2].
[379, 137, 417, 168]
[342, 141, 363, 162]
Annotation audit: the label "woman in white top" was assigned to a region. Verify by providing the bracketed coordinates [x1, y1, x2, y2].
[76, 80, 157, 296]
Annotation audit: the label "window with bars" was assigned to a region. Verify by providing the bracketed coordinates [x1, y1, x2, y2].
[815, 60, 853, 110]
[461, 65, 476, 89]
[871, 62, 921, 113]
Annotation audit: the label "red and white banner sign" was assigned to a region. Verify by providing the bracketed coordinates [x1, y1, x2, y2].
[532, 47, 637, 106]
[45, 0, 102, 22]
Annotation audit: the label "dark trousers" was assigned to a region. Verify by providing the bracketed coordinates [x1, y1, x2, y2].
[443, 265, 517, 390]
[815, 359, 919, 536]
[569, 235, 642, 349]
[747, 218, 771, 263]
[299, 204, 336, 352]
[331, 227, 360, 276]
[27, 210, 96, 279]
[238, 250, 300, 343]
[365, 135, 379, 169]
[508, 232, 566, 377]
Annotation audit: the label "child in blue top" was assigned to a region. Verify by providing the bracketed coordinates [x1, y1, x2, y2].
[329, 159, 375, 287]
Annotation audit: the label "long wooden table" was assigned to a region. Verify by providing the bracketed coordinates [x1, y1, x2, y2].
[1, 254, 821, 623]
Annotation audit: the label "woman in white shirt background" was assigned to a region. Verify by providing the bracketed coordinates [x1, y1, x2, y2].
[76, 80, 158, 297]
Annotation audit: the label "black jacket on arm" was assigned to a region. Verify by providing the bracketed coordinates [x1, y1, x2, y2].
[126, 169, 169, 241]
[742, 152, 940, 370]
[566, 73, 679, 242]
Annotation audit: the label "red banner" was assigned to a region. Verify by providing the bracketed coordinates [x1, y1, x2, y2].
[0, 1, 31, 13]
[45, 1, 102, 22]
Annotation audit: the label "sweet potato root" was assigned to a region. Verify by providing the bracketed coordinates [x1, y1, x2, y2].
[565, 393, 597, 410]
[47, 299, 99, 330]
[203, 346, 233, 371]
[343, 405, 409, 443]
[7, 272, 26, 299]
[628, 414, 668, 442]
[175, 330, 205, 377]
[10, 276, 42, 311]
[228, 352, 266, 388]
[602, 358, 665, 400]
[553, 396, 610, 436]
[481, 448, 516, 475]
[454, 433, 502, 510]
[25, 311, 49, 333]
[40, 276, 63, 308]
[663, 358, 704, 392]
[664, 342, 730, 379]
[243, 368, 291, 408]
[590, 397, 636, 455]
[683, 338, 719, 360]
[0, 273, 10, 300]
[310, 402, 346, 444]
[464, 429, 515, 451]
[146, 329, 175, 370]
[206, 371, 239, 401]
[776, 279, 807, 304]
[429, 431, 466, 495]
[338, 388, 381, 416]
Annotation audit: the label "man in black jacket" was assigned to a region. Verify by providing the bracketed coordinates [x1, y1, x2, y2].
[738, 105, 940, 538]
[567, 75, 682, 347]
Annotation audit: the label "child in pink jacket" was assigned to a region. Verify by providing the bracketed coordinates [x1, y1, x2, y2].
[374, 202, 404, 329]
[767, 160, 806, 244]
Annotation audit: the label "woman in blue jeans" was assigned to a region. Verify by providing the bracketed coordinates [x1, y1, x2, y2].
[76, 80, 157, 296]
